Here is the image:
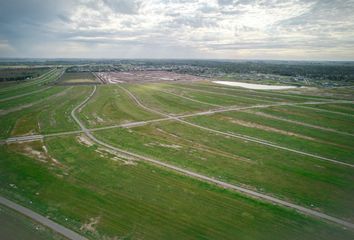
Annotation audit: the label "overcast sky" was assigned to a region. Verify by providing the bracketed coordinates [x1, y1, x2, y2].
[0, 0, 354, 60]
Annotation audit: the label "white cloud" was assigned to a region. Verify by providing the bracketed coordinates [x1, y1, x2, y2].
[1, 0, 354, 60]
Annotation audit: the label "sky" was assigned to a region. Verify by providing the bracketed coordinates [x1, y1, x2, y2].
[0, 0, 354, 60]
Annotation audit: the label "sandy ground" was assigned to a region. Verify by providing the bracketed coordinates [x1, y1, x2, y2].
[95, 71, 208, 83]
[212, 81, 298, 90]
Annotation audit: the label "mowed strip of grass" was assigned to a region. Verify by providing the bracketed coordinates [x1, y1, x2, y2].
[0, 137, 353, 240]
[94, 123, 354, 221]
[283, 87, 354, 101]
[187, 110, 354, 164]
[0, 69, 61, 99]
[304, 103, 354, 116]
[0, 86, 90, 138]
[256, 105, 354, 134]
[180, 84, 301, 103]
[0, 68, 55, 93]
[124, 84, 215, 114]
[0, 86, 67, 111]
[37, 86, 91, 134]
[199, 81, 349, 101]
[0, 81, 17, 89]
[79, 85, 160, 128]
[0, 205, 65, 240]
[146, 83, 270, 107]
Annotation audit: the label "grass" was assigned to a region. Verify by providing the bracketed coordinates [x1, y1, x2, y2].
[93, 121, 354, 220]
[0, 136, 353, 239]
[1, 76, 354, 239]
[0, 86, 90, 138]
[78, 85, 160, 128]
[257, 105, 354, 134]
[124, 84, 215, 114]
[162, 82, 333, 103]
[0, 205, 65, 240]
[201, 81, 347, 101]
[186, 110, 354, 163]
[0, 69, 62, 99]
[0, 66, 50, 81]
[301, 103, 354, 115]
[145, 83, 269, 106]
[0, 86, 67, 111]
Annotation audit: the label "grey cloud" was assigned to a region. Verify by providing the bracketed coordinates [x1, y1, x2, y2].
[102, 0, 142, 14]
[57, 14, 73, 23]
[217, 0, 234, 5]
[165, 15, 218, 29]
[208, 39, 352, 51]
[217, 0, 253, 6]
[198, 3, 218, 13]
[0, 0, 353, 59]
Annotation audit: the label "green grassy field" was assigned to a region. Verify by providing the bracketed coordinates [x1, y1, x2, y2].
[0, 137, 353, 239]
[79, 85, 159, 127]
[125, 84, 215, 114]
[186, 110, 354, 163]
[162, 82, 337, 103]
[309, 103, 354, 115]
[145, 83, 270, 106]
[0, 86, 90, 138]
[0, 69, 63, 100]
[93, 121, 354, 221]
[0, 205, 65, 240]
[0, 87, 67, 111]
[0, 66, 50, 82]
[0, 75, 354, 239]
[254, 105, 354, 134]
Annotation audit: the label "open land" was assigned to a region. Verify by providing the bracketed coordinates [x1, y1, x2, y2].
[0, 204, 66, 240]
[95, 71, 208, 84]
[0, 66, 354, 239]
[58, 72, 99, 85]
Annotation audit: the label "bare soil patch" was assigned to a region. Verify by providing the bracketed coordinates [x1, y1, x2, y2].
[95, 71, 208, 84]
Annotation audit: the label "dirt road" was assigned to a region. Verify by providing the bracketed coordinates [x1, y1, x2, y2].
[0, 196, 87, 240]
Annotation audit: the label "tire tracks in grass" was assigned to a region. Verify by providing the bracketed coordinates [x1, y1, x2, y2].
[0, 86, 53, 103]
[3, 84, 353, 234]
[245, 110, 354, 137]
[294, 105, 354, 118]
[0, 87, 73, 116]
[122, 85, 354, 168]
[0, 68, 60, 94]
[71, 84, 354, 229]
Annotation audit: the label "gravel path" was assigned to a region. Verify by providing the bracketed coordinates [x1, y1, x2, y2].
[0, 196, 87, 240]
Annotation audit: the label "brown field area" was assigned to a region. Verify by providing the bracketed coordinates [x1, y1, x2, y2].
[58, 72, 99, 85]
[95, 71, 208, 83]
